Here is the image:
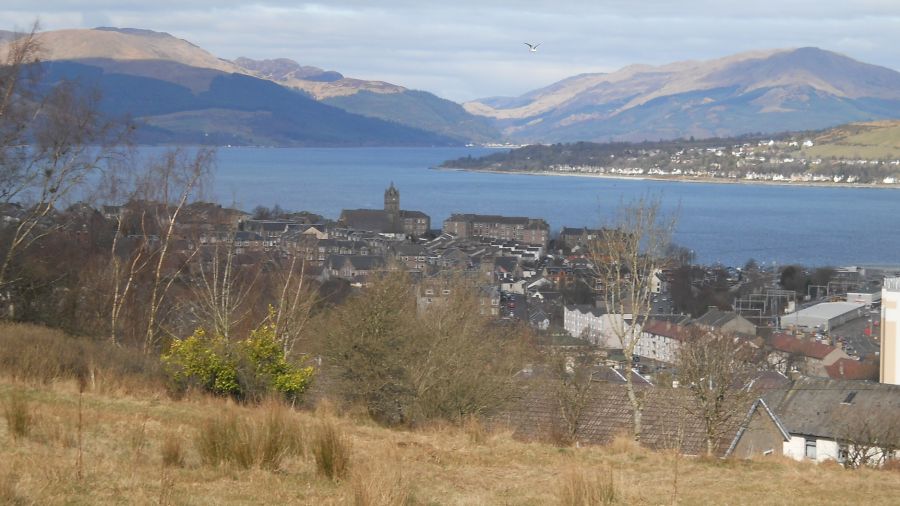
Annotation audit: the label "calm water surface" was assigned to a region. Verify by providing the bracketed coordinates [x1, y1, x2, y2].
[200, 146, 900, 267]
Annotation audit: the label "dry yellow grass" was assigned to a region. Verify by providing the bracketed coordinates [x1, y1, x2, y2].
[2, 376, 900, 505]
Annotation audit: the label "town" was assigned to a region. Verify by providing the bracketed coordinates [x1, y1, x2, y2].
[444, 133, 900, 185]
[4, 181, 897, 468]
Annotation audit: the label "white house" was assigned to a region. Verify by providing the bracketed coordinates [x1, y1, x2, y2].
[635, 319, 688, 364]
[767, 377, 900, 467]
[563, 305, 631, 348]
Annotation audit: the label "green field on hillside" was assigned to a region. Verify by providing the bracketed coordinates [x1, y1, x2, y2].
[803, 121, 900, 159]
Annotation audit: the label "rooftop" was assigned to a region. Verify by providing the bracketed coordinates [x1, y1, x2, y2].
[781, 301, 865, 320]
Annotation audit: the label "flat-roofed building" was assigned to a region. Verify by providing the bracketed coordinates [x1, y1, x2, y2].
[779, 301, 865, 332]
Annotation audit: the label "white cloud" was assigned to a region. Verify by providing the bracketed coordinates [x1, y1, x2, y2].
[3, 1, 900, 101]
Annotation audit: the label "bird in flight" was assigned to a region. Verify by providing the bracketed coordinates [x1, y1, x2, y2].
[524, 42, 541, 53]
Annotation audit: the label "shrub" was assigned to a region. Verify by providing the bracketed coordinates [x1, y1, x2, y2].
[2, 391, 33, 440]
[162, 317, 313, 401]
[312, 420, 351, 481]
[240, 319, 315, 401]
[162, 329, 240, 397]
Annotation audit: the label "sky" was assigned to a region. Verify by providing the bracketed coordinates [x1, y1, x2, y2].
[3, 1, 900, 102]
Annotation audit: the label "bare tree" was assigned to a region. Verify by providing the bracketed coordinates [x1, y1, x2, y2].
[107, 204, 151, 345]
[136, 149, 213, 353]
[553, 352, 597, 445]
[0, 26, 124, 306]
[836, 414, 900, 468]
[272, 255, 317, 356]
[588, 196, 675, 440]
[189, 235, 258, 340]
[676, 327, 756, 456]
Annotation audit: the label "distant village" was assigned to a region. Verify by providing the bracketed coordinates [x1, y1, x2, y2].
[3, 182, 899, 465]
[453, 137, 900, 185]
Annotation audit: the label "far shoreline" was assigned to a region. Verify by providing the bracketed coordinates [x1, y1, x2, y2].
[433, 166, 900, 190]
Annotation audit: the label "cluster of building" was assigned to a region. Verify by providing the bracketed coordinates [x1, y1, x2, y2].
[544, 138, 900, 184]
[501, 278, 900, 465]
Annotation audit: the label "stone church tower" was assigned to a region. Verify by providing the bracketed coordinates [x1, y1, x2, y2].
[384, 182, 400, 232]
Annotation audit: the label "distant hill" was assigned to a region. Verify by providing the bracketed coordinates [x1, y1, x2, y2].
[234, 56, 499, 143]
[39, 60, 455, 146]
[465, 48, 900, 143]
[0, 27, 496, 145]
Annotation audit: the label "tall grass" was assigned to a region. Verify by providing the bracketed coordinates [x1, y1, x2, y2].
[352, 461, 412, 506]
[312, 420, 351, 482]
[0, 323, 163, 393]
[0, 470, 22, 506]
[195, 401, 302, 470]
[161, 433, 185, 468]
[2, 391, 33, 439]
[557, 465, 617, 506]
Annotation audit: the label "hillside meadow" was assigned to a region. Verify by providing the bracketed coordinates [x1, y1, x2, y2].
[2, 322, 900, 505]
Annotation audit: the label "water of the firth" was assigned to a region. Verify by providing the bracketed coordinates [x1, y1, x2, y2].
[195, 146, 899, 267]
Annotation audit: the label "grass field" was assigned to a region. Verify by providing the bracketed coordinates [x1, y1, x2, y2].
[803, 121, 900, 160]
[2, 323, 900, 505]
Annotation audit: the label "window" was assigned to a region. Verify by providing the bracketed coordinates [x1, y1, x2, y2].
[425, 289, 434, 296]
[442, 289, 451, 295]
[805, 438, 817, 460]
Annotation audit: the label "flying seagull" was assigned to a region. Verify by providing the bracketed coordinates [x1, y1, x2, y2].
[524, 42, 541, 52]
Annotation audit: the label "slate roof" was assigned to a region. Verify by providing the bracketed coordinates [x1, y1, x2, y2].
[234, 231, 263, 241]
[641, 319, 689, 341]
[339, 209, 391, 232]
[693, 308, 741, 328]
[394, 243, 428, 256]
[496, 379, 768, 456]
[325, 254, 385, 272]
[400, 210, 429, 219]
[764, 377, 900, 439]
[493, 256, 519, 273]
[769, 333, 836, 360]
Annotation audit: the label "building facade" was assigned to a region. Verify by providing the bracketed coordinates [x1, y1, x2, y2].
[339, 184, 430, 236]
[442, 213, 550, 247]
[881, 277, 900, 385]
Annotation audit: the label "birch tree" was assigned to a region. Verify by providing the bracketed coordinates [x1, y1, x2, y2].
[0, 26, 124, 309]
[137, 149, 213, 353]
[588, 196, 675, 440]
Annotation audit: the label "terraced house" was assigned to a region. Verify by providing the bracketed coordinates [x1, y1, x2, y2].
[442, 213, 550, 247]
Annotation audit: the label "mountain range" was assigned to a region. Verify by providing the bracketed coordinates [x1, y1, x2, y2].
[465, 47, 900, 143]
[0, 28, 495, 146]
[4, 27, 900, 146]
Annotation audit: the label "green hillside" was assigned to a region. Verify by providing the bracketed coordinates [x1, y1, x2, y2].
[804, 121, 900, 159]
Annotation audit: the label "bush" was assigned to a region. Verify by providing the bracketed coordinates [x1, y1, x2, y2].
[326, 273, 532, 426]
[312, 420, 351, 481]
[163, 316, 314, 401]
[2, 391, 33, 440]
